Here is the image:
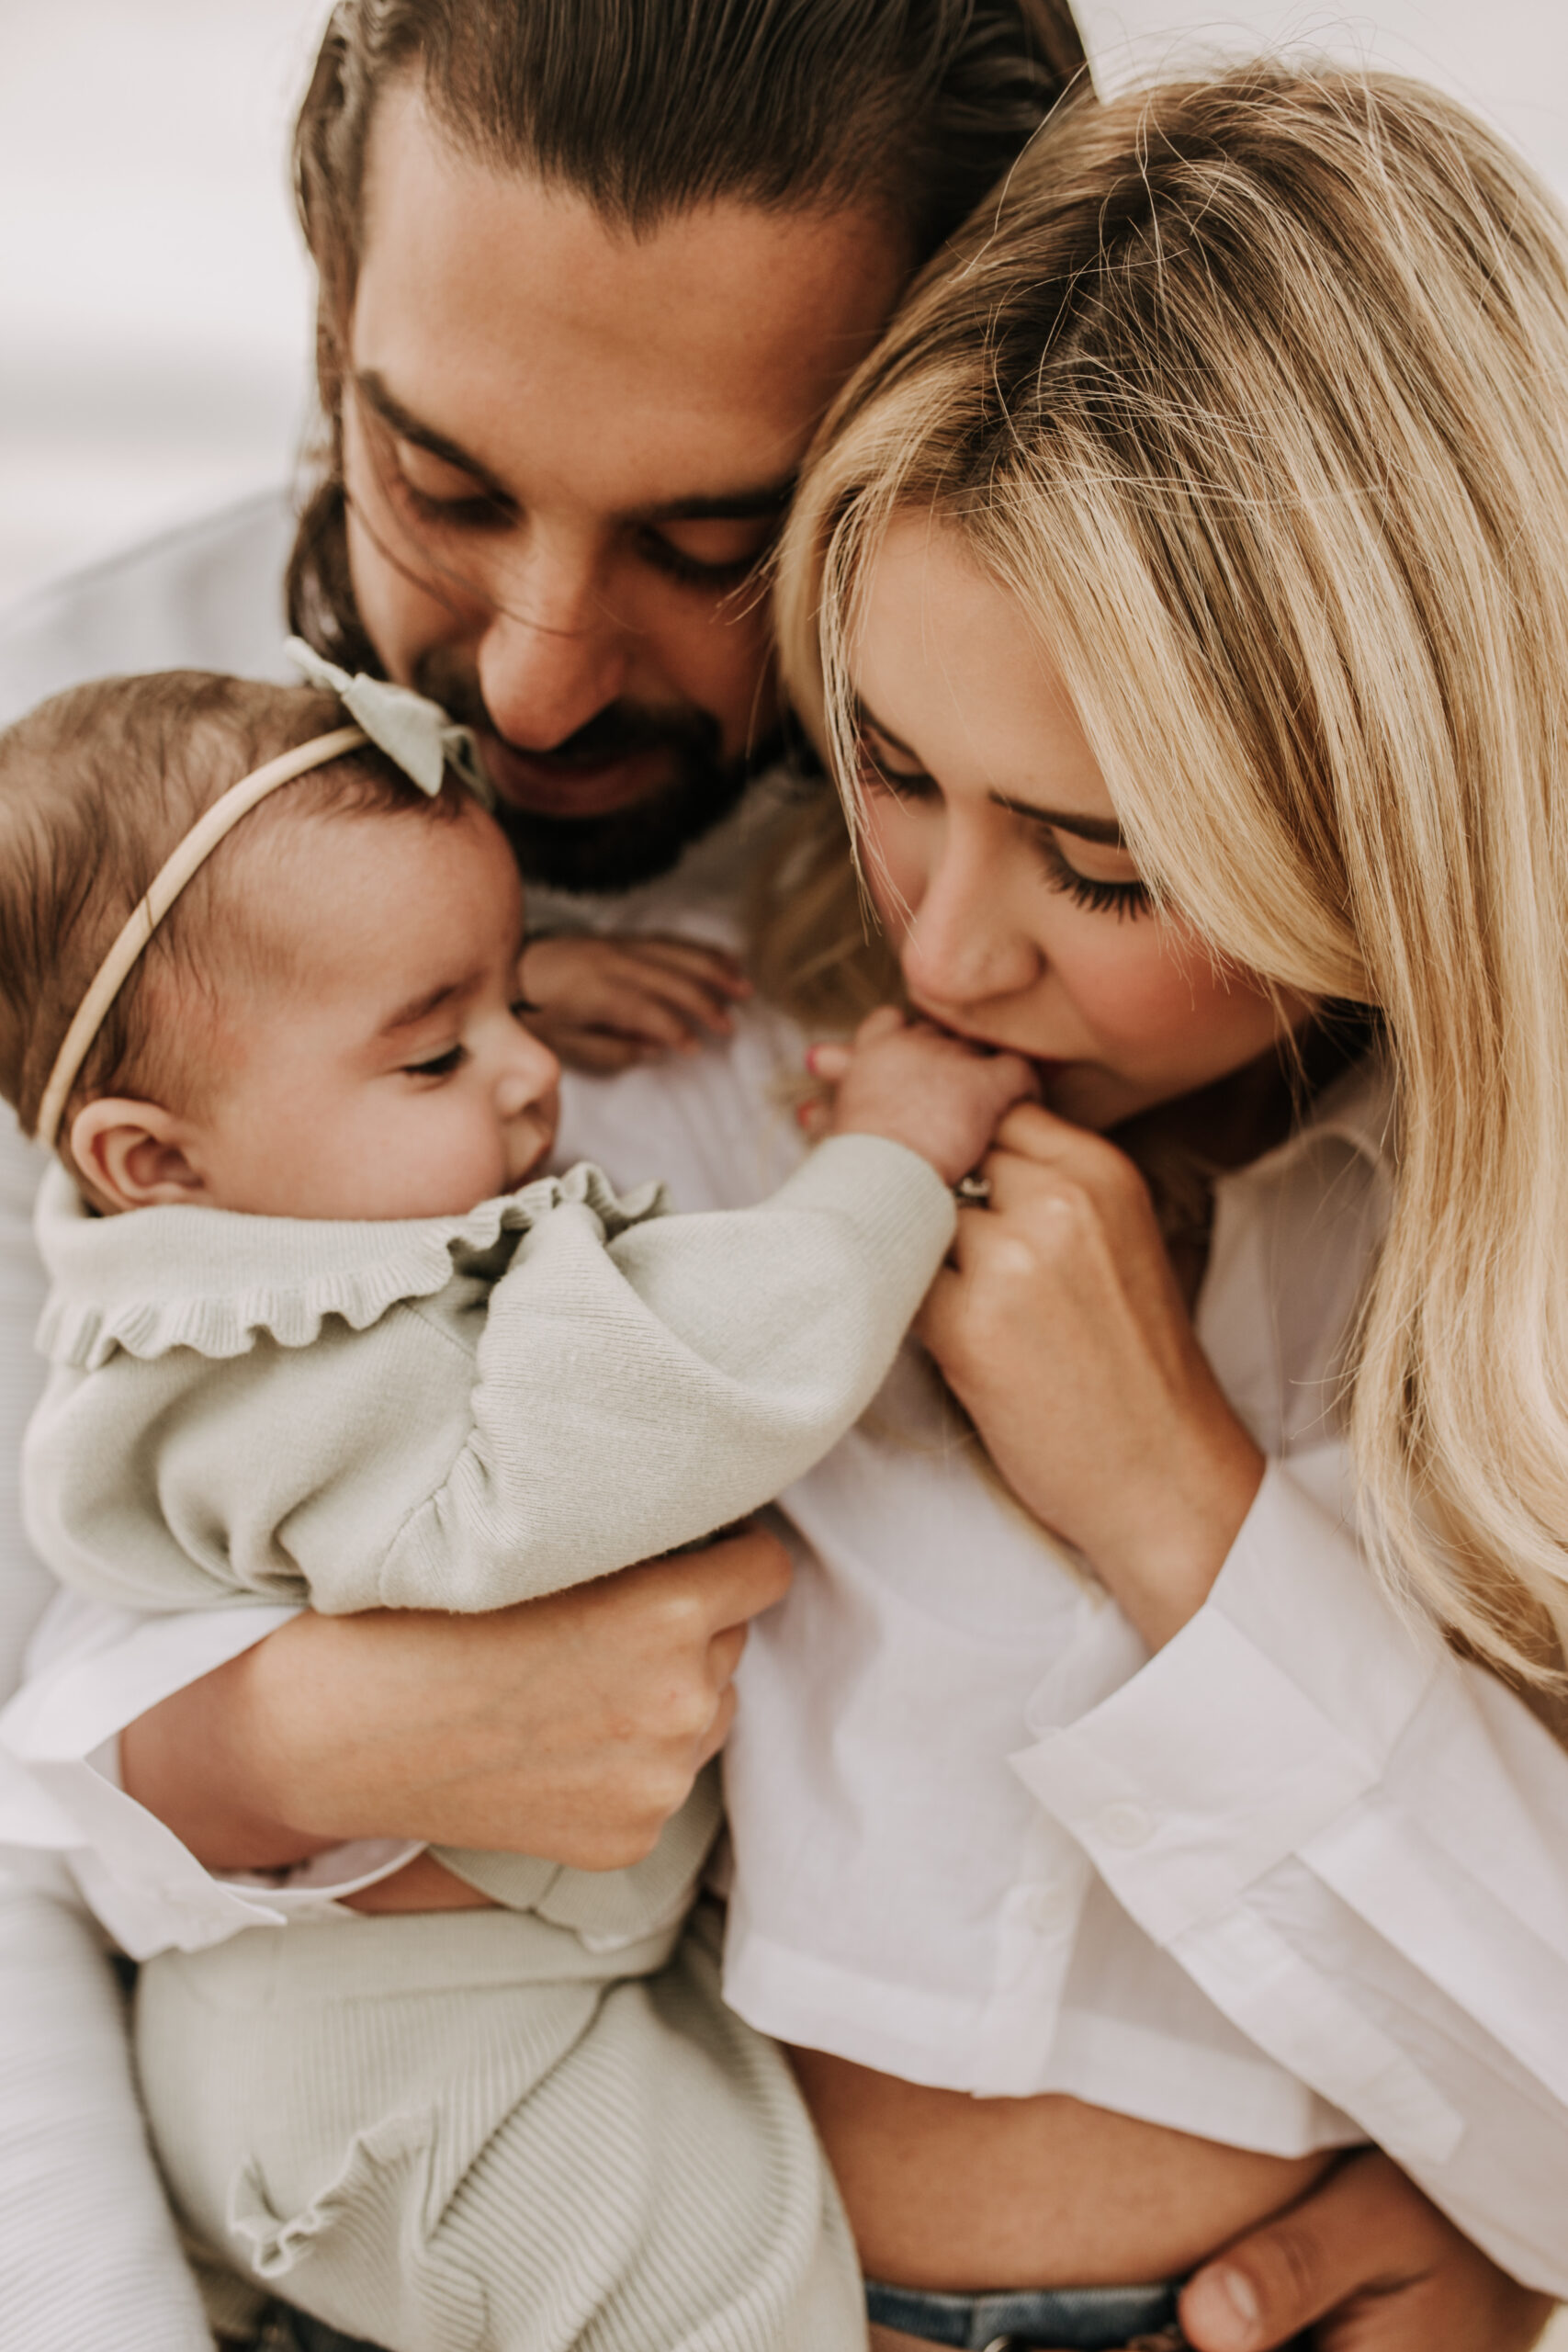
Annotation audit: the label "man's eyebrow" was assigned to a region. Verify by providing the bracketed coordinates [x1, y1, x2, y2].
[354, 371, 513, 503]
[356, 369, 791, 528]
[855, 696, 1126, 848]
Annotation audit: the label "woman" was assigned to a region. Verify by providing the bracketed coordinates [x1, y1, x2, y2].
[742, 55, 1568, 2346]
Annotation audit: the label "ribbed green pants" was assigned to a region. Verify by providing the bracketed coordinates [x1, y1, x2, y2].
[135, 1902, 864, 2352]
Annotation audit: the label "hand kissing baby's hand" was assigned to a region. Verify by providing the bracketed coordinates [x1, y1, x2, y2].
[518, 933, 751, 1073]
[813, 1007, 1037, 1188]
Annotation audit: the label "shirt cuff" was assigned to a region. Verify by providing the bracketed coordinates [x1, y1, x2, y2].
[1010, 1458, 1443, 1946]
[0, 1592, 419, 1956]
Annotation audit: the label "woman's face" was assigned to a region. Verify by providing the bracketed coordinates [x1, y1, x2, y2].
[849, 516, 1303, 1130]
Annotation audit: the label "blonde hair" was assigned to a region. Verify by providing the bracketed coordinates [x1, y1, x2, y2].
[776, 62, 1568, 1687]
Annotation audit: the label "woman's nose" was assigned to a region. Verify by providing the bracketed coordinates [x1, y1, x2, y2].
[476, 539, 632, 752]
[899, 840, 1041, 1012]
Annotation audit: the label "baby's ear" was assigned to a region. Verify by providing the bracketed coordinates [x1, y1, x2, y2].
[67, 1098, 211, 1214]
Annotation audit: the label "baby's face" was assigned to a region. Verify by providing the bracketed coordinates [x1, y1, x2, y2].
[175, 797, 561, 1220]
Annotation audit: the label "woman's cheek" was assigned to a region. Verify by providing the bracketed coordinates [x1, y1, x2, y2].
[1057, 918, 1193, 1052]
[1066, 917, 1277, 1076]
[857, 798, 924, 946]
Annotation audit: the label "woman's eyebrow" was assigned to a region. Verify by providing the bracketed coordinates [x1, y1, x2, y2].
[854, 697, 1127, 846]
[852, 695, 923, 763]
[354, 371, 513, 503]
[990, 790, 1126, 848]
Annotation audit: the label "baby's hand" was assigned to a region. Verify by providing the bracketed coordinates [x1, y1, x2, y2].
[812, 1007, 1037, 1188]
[518, 933, 751, 1073]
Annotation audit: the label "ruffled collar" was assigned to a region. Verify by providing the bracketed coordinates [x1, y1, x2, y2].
[34, 1159, 664, 1370]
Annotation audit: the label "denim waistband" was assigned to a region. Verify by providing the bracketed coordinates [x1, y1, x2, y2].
[259, 2281, 1185, 2352]
[864, 2276, 1184, 2349]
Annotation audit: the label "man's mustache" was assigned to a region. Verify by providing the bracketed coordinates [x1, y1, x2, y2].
[412, 662, 720, 768]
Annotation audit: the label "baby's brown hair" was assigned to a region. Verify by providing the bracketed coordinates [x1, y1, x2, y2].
[0, 671, 467, 1156]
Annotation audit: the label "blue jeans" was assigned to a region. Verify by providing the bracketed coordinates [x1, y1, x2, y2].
[255, 2283, 1189, 2349]
[864, 2276, 1184, 2347]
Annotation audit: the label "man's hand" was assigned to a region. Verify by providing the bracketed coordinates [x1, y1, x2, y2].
[120, 1525, 791, 1871]
[519, 931, 750, 1072]
[1178, 2152, 1555, 2351]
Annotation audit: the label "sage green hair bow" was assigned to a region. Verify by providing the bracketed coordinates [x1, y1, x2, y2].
[287, 637, 494, 806]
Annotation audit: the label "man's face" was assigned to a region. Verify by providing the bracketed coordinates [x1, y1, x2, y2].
[344, 81, 908, 889]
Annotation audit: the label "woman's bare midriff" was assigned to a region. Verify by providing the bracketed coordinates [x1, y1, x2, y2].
[789, 2046, 1337, 2312]
[350, 1860, 1335, 2334]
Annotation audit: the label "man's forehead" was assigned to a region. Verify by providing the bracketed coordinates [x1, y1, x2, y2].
[353, 79, 907, 505]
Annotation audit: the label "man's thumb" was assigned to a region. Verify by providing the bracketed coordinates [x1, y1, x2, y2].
[1179, 2202, 1340, 2351]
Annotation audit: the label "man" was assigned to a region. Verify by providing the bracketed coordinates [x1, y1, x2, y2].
[0, 6, 1557, 2348]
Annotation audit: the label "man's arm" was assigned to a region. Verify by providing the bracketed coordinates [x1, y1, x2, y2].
[120, 1529, 790, 1871]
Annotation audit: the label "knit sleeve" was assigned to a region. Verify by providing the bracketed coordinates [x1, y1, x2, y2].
[371, 1135, 955, 1611]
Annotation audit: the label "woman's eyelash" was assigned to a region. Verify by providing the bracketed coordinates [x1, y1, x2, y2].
[1032, 831, 1150, 919]
[857, 740, 1149, 919]
[856, 746, 935, 798]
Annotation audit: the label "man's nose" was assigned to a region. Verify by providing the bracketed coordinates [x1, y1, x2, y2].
[476, 538, 633, 752]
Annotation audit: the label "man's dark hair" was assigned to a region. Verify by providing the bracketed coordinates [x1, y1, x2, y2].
[287, 0, 1089, 669]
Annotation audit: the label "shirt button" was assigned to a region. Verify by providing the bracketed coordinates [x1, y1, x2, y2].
[1019, 1883, 1071, 1934]
[1096, 1801, 1154, 1849]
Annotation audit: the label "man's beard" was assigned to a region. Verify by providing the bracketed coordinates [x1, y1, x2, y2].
[412, 660, 780, 895]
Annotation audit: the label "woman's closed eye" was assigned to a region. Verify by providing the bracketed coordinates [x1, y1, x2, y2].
[855, 729, 1150, 919]
[1030, 828, 1150, 920]
[855, 735, 939, 807]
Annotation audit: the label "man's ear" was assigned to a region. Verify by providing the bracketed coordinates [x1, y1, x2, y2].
[67, 1098, 212, 1213]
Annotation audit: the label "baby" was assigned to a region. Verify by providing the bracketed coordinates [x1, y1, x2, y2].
[0, 658, 1032, 2352]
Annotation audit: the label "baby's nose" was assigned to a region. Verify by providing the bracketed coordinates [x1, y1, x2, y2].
[500, 1028, 561, 1115]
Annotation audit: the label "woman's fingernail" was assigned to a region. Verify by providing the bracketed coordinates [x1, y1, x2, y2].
[804, 1046, 822, 1073]
[1181, 2267, 1260, 2351]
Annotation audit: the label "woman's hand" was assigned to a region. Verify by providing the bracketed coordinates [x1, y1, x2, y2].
[917, 1101, 1264, 1648]
[119, 1525, 790, 1871]
[1179, 2151, 1556, 2351]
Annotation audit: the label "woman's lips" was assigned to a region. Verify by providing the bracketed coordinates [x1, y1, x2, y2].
[476, 730, 676, 820]
[909, 999, 1066, 1077]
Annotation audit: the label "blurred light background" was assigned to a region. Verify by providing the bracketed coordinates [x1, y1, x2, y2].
[0, 0, 329, 612]
[3, 0, 1567, 616]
